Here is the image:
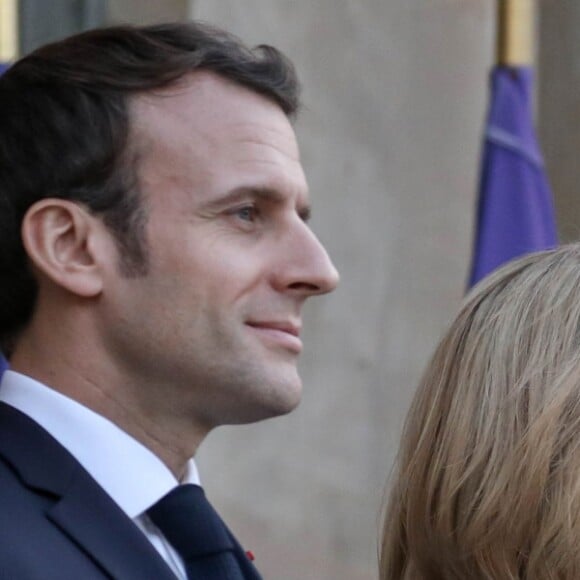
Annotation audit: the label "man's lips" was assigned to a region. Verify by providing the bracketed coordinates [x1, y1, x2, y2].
[245, 321, 303, 353]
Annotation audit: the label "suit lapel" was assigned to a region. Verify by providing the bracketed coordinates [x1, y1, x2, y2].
[0, 403, 176, 580]
[48, 469, 177, 580]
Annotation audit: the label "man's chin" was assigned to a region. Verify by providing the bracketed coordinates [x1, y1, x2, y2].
[253, 391, 302, 423]
[227, 379, 303, 425]
[269, 389, 302, 417]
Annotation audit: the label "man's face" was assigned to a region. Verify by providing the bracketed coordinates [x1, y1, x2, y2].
[99, 72, 338, 429]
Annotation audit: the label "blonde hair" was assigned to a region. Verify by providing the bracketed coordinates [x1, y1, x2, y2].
[381, 244, 580, 579]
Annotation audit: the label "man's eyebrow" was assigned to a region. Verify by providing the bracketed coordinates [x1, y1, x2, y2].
[203, 187, 312, 220]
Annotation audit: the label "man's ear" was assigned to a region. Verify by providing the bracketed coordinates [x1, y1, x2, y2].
[21, 199, 105, 297]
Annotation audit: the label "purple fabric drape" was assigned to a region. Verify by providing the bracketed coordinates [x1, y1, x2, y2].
[468, 67, 558, 287]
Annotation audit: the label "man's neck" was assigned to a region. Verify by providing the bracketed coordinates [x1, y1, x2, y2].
[10, 343, 210, 480]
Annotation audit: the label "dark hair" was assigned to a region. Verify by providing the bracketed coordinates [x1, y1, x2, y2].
[0, 21, 301, 353]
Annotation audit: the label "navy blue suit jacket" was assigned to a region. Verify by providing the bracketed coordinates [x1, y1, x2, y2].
[0, 402, 262, 579]
[0, 402, 178, 579]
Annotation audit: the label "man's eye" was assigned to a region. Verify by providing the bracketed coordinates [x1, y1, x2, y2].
[235, 205, 258, 222]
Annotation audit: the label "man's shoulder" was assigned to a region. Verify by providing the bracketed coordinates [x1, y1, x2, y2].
[0, 416, 177, 580]
[0, 434, 158, 579]
[0, 446, 58, 538]
[0, 402, 80, 488]
[0, 403, 80, 540]
[0, 455, 92, 578]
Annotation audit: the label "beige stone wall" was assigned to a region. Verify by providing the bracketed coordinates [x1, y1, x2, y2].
[108, 0, 188, 24]
[108, 2, 494, 578]
[539, 1, 580, 243]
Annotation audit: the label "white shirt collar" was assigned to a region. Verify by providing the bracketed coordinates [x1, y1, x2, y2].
[0, 370, 200, 518]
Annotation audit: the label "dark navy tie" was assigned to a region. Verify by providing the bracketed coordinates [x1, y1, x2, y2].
[148, 484, 247, 580]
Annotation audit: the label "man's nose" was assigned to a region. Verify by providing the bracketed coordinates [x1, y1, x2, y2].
[272, 222, 340, 297]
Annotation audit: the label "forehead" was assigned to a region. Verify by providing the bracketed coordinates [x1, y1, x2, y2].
[129, 72, 304, 199]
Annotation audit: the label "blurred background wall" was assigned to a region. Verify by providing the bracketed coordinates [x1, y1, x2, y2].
[16, 0, 573, 578]
[539, 0, 580, 243]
